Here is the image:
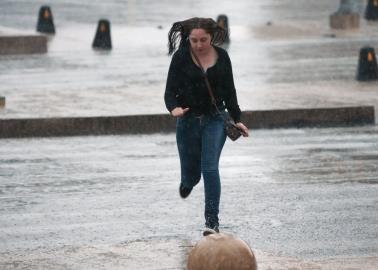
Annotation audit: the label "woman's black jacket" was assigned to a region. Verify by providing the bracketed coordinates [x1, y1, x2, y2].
[164, 45, 241, 122]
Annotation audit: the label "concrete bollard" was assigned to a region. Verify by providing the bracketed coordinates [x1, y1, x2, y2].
[36, 6, 55, 34]
[0, 96, 5, 108]
[365, 0, 378, 20]
[187, 233, 257, 270]
[216, 14, 230, 43]
[92, 19, 112, 50]
[356, 47, 378, 81]
[330, 0, 360, 29]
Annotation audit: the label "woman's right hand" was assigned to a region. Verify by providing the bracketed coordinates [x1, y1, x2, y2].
[171, 107, 190, 117]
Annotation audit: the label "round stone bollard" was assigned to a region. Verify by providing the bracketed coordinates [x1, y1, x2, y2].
[330, 0, 360, 29]
[365, 0, 378, 20]
[36, 5, 55, 34]
[356, 47, 378, 81]
[187, 233, 257, 270]
[216, 14, 230, 43]
[92, 19, 112, 50]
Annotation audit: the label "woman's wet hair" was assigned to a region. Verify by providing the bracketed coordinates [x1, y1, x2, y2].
[167, 17, 228, 55]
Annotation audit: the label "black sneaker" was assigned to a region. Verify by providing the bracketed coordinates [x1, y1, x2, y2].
[203, 225, 219, 236]
[179, 183, 192, 199]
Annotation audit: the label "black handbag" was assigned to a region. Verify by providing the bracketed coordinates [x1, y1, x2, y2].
[191, 48, 242, 141]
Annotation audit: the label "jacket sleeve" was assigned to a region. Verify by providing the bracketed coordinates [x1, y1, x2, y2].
[164, 52, 181, 113]
[223, 51, 242, 123]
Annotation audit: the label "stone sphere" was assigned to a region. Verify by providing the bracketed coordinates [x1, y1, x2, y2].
[187, 233, 257, 270]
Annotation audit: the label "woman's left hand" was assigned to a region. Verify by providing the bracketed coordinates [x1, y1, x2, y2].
[236, 122, 249, 137]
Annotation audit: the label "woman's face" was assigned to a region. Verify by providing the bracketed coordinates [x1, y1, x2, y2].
[189, 28, 211, 55]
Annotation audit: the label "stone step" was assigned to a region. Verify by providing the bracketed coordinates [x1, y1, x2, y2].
[0, 106, 374, 138]
[0, 27, 47, 55]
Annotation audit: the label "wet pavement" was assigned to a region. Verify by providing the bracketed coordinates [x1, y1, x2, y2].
[0, 126, 378, 269]
[1, 0, 378, 269]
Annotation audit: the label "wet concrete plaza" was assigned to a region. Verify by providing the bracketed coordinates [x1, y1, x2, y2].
[1, 0, 378, 119]
[0, 127, 378, 269]
[1, 0, 378, 269]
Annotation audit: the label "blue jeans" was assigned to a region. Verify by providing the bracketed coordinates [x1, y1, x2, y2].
[176, 111, 227, 227]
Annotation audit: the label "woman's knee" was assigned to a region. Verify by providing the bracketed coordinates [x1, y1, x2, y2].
[201, 158, 220, 173]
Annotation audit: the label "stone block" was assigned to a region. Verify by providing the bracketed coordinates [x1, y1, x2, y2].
[0, 96, 5, 108]
[330, 13, 360, 29]
[0, 35, 47, 55]
[0, 106, 375, 138]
